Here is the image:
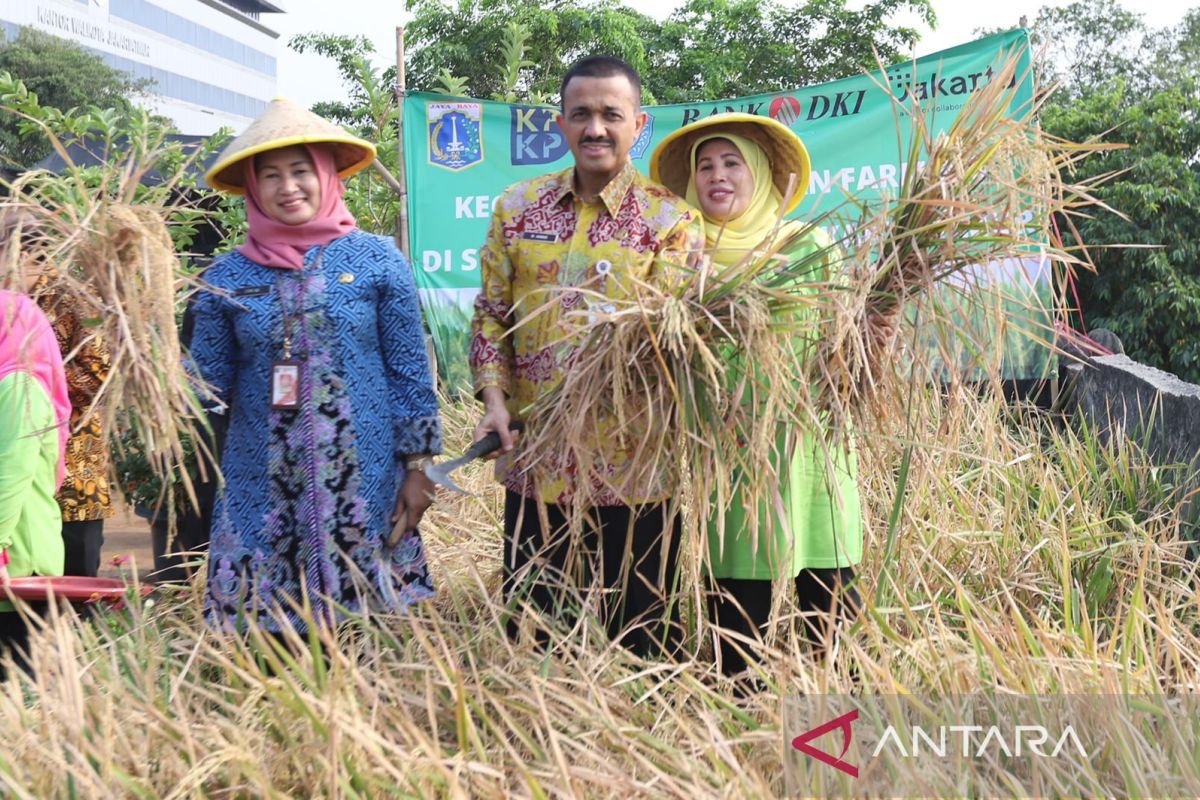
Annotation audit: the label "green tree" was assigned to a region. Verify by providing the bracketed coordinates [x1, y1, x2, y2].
[1020, 0, 1151, 95]
[647, 0, 935, 103]
[288, 33, 402, 235]
[1032, 3, 1200, 381]
[0, 26, 145, 168]
[402, 0, 935, 104]
[404, 0, 657, 102]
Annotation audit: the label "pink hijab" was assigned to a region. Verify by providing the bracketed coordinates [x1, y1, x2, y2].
[237, 144, 357, 269]
[0, 289, 70, 488]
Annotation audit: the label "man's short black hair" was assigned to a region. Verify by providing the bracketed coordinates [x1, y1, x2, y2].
[559, 55, 642, 108]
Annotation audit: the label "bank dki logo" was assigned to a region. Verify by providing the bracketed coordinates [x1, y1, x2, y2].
[769, 96, 802, 127]
[791, 708, 859, 778]
[428, 102, 484, 171]
[630, 112, 655, 159]
[509, 106, 568, 166]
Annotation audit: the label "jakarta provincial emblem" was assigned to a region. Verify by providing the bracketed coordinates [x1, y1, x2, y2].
[629, 111, 654, 160]
[427, 102, 484, 171]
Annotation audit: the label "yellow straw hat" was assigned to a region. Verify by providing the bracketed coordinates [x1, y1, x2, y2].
[649, 112, 811, 215]
[204, 96, 376, 194]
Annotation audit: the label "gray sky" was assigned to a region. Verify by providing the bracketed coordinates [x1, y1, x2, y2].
[263, 0, 1196, 109]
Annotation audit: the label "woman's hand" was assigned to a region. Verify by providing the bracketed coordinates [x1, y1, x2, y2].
[391, 470, 436, 539]
[0, 548, 9, 584]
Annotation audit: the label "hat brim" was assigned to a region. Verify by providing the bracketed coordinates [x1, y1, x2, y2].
[649, 112, 811, 216]
[205, 134, 376, 194]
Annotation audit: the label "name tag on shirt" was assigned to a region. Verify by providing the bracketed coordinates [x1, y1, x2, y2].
[231, 285, 272, 298]
[521, 231, 559, 243]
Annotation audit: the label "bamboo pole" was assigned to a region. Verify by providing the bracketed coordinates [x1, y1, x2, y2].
[395, 25, 436, 378]
[370, 159, 404, 197]
[394, 25, 411, 258]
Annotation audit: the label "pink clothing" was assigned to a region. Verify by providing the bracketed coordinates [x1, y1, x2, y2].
[0, 289, 70, 487]
[237, 144, 358, 269]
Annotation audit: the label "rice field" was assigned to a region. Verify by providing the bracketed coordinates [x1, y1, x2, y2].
[1, 381, 1196, 799]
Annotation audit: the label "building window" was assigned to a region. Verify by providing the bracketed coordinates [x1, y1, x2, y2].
[109, 0, 276, 77]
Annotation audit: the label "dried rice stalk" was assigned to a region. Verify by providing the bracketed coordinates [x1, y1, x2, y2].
[515, 51, 1118, 556]
[0, 125, 216, 512]
[78, 204, 210, 507]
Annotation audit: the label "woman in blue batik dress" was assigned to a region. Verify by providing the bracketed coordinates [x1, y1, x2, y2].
[192, 97, 442, 632]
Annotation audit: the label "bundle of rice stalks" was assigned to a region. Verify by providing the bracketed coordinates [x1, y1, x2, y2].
[0, 104, 221, 512]
[515, 52, 1118, 553]
[808, 56, 1117, 425]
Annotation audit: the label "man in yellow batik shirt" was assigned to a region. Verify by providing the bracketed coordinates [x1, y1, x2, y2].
[469, 55, 703, 658]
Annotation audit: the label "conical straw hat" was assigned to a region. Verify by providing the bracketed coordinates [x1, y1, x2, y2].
[649, 112, 811, 216]
[205, 96, 376, 194]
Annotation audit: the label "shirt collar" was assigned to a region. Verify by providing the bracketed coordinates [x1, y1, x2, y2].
[555, 160, 638, 216]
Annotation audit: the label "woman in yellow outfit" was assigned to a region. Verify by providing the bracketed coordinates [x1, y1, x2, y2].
[651, 113, 862, 678]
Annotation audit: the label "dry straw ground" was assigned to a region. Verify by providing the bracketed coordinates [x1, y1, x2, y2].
[1, 388, 1198, 798]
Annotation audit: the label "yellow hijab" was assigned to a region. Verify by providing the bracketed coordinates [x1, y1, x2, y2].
[685, 132, 803, 267]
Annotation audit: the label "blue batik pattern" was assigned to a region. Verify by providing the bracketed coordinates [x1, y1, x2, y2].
[190, 230, 442, 631]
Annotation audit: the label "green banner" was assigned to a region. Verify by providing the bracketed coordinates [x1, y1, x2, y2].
[403, 30, 1045, 390]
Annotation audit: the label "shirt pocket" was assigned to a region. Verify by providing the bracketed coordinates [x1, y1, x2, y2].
[324, 269, 379, 345]
[515, 240, 565, 288]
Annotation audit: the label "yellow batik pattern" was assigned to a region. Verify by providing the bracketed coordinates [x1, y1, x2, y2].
[470, 161, 703, 506]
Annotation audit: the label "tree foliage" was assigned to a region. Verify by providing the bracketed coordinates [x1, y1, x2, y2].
[0, 26, 145, 168]
[288, 33, 402, 235]
[647, 0, 935, 103]
[1022, 0, 1150, 96]
[404, 0, 656, 102]
[1033, 2, 1200, 382]
[402, 0, 935, 104]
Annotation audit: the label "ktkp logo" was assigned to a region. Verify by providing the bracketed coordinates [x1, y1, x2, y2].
[629, 112, 655, 159]
[791, 708, 858, 778]
[510, 106, 568, 166]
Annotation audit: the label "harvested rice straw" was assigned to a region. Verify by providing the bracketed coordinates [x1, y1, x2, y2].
[0, 108, 225, 517]
[0, 198, 213, 515]
[79, 203, 213, 506]
[514, 51, 1115, 563]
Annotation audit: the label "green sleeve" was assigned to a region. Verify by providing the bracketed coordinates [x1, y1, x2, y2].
[0, 373, 51, 550]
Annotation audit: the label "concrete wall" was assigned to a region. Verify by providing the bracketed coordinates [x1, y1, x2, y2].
[1066, 354, 1200, 527]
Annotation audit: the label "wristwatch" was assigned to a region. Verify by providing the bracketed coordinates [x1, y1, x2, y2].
[405, 455, 435, 473]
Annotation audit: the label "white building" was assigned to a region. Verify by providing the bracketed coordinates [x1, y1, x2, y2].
[1, 0, 282, 135]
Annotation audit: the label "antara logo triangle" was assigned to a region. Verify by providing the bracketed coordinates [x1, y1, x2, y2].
[791, 708, 859, 778]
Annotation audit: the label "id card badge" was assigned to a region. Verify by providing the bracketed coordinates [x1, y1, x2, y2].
[271, 361, 301, 409]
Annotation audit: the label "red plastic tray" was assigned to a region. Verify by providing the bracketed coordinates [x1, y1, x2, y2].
[2, 576, 146, 602]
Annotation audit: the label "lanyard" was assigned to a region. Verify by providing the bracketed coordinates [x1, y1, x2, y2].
[276, 248, 323, 360]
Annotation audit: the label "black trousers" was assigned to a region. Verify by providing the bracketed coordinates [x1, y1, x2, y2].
[61, 519, 104, 577]
[503, 491, 683, 658]
[151, 513, 212, 584]
[708, 567, 860, 676]
[0, 603, 47, 680]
